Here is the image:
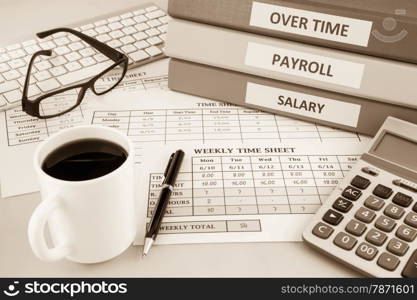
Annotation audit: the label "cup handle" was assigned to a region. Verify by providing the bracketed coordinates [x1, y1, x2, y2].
[28, 195, 71, 261]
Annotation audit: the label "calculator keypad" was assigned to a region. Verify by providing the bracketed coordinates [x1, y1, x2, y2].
[305, 161, 417, 277]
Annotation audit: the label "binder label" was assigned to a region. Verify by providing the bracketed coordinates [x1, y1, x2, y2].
[245, 82, 361, 127]
[250, 2, 373, 47]
[244, 42, 364, 88]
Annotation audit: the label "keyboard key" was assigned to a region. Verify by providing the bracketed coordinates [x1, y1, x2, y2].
[375, 215, 396, 232]
[107, 16, 121, 23]
[37, 78, 60, 92]
[377, 253, 400, 271]
[332, 197, 353, 213]
[8, 59, 25, 69]
[145, 5, 158, 12]
[355, 207, 376, 223]
[147, 36, 163, 46]
[9, 49, 26, 59]
[0, 53, 10, 63]
[39, 41, 56, 50]
[109, 22, 123, 30]
[3, 70, 21, 80]
[28, 84, 41, 98]
[133, 32, 148, 41]
[145, 28, 160, 37]
[6, 43, 21, 51]
[351, 175, 370, 189]
[373, 184, 393, 199]
[121, 18, 135, 27]
[365, 228, 387, 246]
[34, 70, 52, 81]
[108, 40, 123, 48]
[334, 232, 357, 250]
[54, 46, 71, 56]
[121, 12, 134, 19]
[121, 45, 137, 54]
[147, 19, 162, 28]
[68, 42, 84, 51]
[96, 34, 111, 43]
[387, 238, 409, 256]
[35, 60, 52, 71]
[120, 36, 135, 44]
[109, 30, 125, 39]
[122, 26, 137, 35]
[322, 209, 343, 225]
[133, 9, 145, 15]
[364, 196, 385, 211]
[94, 19, 108, 26]
[96, 25, 111, 34]
[134, 15, 148, 24]
[134, 40, 150, 50]
[405, 212, 417, 228]
[345, 220, 366, 236]
[50, 66, 67, 77]
[25, 44, 42, 55]
[157, 24, 168, 34]
[342, 186, 362, 200]
[392, 192, 413, 207]
[145, 9, 165, 20]
[396, 225, 417, 242]
[65, 61, 82, 72]
[356, 242, 378, 261]
[312, 222, 334, 239]
[0, 80, 20, 93]
[55, 37, 70, 46]
[79, 48, 96, 57]
[4, 89, 22, 103]
[93, 54, 108, 63]
[384, 204, 405, 219]
[0, 63, 10, 72]
[80, 57, 95, 67]
[22, 40, 36, 47]
[129, 50, 150, 62]
[159, 15, 171, 24]
[65, 52, 82, 62]
[49, 56, 67, 67]
[80, 23, 94, 30]
[144, 46, 162, 56]
[402, 250, 417, 278]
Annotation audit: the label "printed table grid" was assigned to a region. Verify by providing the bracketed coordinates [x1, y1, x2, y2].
[147, 154, 359, 218]
[92, 108, 363, 146]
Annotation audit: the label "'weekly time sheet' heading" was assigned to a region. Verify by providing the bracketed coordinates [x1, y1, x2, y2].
[194, 147, 296, 154]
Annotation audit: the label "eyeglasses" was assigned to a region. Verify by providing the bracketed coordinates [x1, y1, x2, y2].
[22, 27, 129, 119]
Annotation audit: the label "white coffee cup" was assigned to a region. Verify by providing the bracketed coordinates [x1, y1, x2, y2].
[28, 125, 137, 263]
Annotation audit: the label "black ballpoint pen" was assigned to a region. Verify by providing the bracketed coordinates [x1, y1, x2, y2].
[142, 149, 185, 257]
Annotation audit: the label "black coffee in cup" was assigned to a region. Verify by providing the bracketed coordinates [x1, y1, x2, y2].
[42, 139, 128, 181]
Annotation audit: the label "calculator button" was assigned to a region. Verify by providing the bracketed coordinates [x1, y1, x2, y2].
[396, 225, 417, 242]
[332, 197, 353, 213]
[413, 202, 417, 213]
[402, 250, 417, 278]
[392, 192, 413, 207]
[333, 232, 357, 250]
[355, 207, 376, 223]
[356, 242, 378, 261]
[384, 204, 405, 220]
[404, 212, 417, 229]
[365, 228, 387, 246]
[342, 186, 362, 201]
[375, 216, 396, 232]
[387, 238, 409, 256]
[362, 167, 379, 176]
[377, 252, 400, 271]
[351, 175, 370, 189]
[323, 209, 343, 225]
[373, 184, 393, 199]
[312, 222, 334, 239]
[345, 220, 367, 236]
[364, 196, 385, 211]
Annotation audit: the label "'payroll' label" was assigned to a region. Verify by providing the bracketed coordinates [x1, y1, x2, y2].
[245, 82, 361, 127]
[244, 42, 364, 88]
[249, 2, 373, 47]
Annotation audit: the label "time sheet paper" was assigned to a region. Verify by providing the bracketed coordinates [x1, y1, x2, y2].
[134, 141, 367, 244]
[0, 59, 168, 198]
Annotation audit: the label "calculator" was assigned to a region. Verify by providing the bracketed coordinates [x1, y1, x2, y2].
[303, 117, 417, 277]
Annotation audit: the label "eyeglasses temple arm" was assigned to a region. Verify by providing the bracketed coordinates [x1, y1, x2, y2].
[37, 27, 125, 62]
[22, 50, 52, 102]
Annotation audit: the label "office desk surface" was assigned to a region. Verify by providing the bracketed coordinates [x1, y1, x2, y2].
[0, 0, 359, 277]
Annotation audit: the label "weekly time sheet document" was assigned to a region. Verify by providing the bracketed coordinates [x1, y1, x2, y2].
[134, 141, 367, 244]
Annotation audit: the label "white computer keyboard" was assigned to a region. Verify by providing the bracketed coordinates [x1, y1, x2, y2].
[0, 2, 168, 112]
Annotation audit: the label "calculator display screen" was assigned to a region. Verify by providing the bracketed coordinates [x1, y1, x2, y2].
[373, 133, 417, 171]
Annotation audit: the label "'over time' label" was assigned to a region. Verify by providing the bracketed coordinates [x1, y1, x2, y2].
[244, 42, 365, 88]
[249, 2, 373, 47]
[245, 82, 361, 127]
